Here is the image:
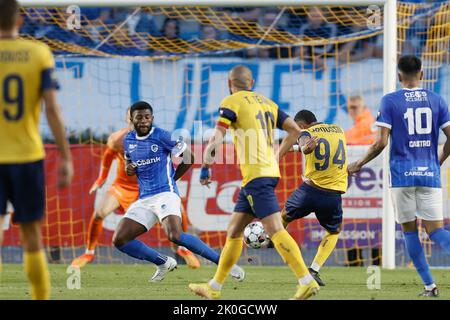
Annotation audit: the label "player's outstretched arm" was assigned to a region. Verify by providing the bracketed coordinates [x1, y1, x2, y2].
[174, 146, 194, 181]
[348, 126, 390, 175]
[439, 126, 450, 166]
[43, 89, 73, 188]
[276, 117, 301, 160]
[89, 147, 116, 194]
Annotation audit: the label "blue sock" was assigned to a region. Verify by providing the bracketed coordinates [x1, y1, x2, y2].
[117, 240, 167, 266]
[403, 231, 434, 286]
[175, 233, 220, 264]
[429, 228, 450, 255]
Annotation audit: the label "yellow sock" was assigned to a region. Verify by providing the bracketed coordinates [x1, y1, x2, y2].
[312, 232, 339, 268]
[213, 237, 243, 285]
[23, 250, 51, 300]
[271, 229, 309, 279]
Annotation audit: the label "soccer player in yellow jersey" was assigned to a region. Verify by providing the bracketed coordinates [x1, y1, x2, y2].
[0, 0, 73, 300]
[188, 65, 320, 300]
[281, 110, 348, 287]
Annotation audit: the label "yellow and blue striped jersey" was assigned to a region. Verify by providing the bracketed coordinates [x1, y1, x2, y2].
[301, 123, 348, 193]
[217, 90, 289, 186]
[0, 39, 59, 163]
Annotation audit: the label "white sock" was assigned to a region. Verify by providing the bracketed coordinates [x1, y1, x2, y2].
[85, 249, 95, 255]
[425, 283, 436, 291]
[310, 262, 321, 273]
[299, 274, 314, 286]
[208, 279, 222, 291]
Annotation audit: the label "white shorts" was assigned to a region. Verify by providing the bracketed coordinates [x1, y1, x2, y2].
[123, 192, 181, 230]
[391, 187, 443, 224]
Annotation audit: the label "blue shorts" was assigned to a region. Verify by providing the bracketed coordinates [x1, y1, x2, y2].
[0, 160, 45, 223]
[234, 177, 280, 219]
[284, 183, 343, 233]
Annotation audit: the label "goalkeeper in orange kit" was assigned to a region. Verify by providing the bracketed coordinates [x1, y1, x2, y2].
[71, 109, 200, 268]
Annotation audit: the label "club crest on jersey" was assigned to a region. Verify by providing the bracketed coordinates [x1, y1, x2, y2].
[151, 144, 158, 152]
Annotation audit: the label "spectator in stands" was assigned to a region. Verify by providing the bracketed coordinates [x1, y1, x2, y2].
[200, 25, 220, 40]
[345, 95, 376, 145]
[226, 7, 262, 23]
[86, 8, 114, 44]
[161, 18, 180, 40]
[151, 18, 181, 56]
[242, 9, 289, 59]
[28, 9, 63, 40]
[126, 9, 159, 36]
[402, 10, 430, 56]
[337, 24, 382, 63]
[295, 7, 338, 68]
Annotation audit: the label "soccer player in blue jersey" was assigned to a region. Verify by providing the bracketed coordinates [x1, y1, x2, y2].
[112, 101, 245, 282]
[348, 55, 450, 297]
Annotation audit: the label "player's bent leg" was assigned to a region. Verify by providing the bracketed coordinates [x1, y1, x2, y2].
[310, 195, 343, 286]
[425, 220, 450, 256]
[163, 215, 221, 263]
[310, 229, 340, 287]
[401, 220, 437, 295]
[211, 212, 253, 284]
[20, 221, 50, 300]
[418, 187, 450, 255]
[393, 188, 437, 295]
[177, 205, 201, 269]
[72, 192, 121, 268]
[163, 214, 243, 279]
[262, 212, 319, 300]
[280, 208, 292, 229]
[90, 191, 121, 248]
[113, 217, 162, 260]
[188, 212, 251, 300]
[113, 217, 175, 282]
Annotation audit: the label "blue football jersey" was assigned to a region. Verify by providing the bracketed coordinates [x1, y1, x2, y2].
[375, 88, 450, 188]
[123, 127, 187, 199]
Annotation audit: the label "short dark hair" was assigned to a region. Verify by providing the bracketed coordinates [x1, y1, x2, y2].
[161, 18, 180, 37]
[130, 101, 153, 117]
[0, 0, 19, 30]
[398, 55, 422, 76]
[294, 110, 317, 124]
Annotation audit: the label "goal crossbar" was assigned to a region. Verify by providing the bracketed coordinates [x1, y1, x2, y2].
[19, 0, 387, 7]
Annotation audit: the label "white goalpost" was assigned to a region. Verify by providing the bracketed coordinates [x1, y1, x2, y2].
[382, 0, 397, 270]
[18, 0, 398, 269]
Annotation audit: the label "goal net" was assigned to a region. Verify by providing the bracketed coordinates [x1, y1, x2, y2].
[2, 1, 450, 268]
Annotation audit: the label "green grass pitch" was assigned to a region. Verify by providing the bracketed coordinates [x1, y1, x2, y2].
[1, 264, 449, 300]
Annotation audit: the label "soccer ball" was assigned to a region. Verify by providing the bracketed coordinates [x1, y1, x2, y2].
[243, 221, 269, 249]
